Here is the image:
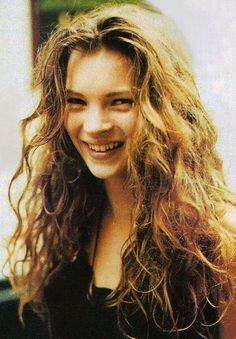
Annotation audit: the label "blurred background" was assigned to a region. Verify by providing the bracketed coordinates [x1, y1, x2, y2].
[0, 1, 236, 334]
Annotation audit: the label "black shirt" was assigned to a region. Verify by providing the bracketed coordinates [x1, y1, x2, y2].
[44, 249, 220, 339]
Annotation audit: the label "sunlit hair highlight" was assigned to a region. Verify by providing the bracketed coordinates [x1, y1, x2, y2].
[6, 3, 236, 338]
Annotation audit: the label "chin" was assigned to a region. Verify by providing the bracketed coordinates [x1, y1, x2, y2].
[89, 170, 117, 180]
[87, 165, 126, 181]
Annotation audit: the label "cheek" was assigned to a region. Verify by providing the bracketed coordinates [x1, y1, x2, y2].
[64, 113, 80, 138]
[63, 110, 71, 134]
[122, 112, 137, 137]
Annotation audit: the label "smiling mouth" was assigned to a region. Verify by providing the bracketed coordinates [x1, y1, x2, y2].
[87, 141, 124, 152]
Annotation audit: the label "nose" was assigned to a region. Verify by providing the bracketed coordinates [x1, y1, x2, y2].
[84, 105, 113, 135]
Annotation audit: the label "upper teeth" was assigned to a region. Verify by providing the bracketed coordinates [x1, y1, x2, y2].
[88, 142, 121, 152]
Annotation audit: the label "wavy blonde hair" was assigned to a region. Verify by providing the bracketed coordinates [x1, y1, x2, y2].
[6, 3, 236, 338]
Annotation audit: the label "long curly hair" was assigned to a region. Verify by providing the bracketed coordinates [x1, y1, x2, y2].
[6, 3, 236, 337]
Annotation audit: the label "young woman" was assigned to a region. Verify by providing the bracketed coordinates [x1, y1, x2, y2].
[7, 3, 236, 338]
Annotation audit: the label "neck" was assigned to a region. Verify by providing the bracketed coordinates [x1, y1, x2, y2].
[104, 176, 134, 223]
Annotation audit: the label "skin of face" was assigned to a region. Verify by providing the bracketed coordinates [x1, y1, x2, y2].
[64, 47, 137, 181]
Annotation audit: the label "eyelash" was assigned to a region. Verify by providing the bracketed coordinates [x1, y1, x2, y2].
[66, 98, 134, 107]
[111, 98, 133, 106]
[66, 98, 85, 105]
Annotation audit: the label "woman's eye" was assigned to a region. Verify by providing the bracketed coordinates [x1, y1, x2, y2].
[67, 97, 86, 105]
[111, 98, 134, 108]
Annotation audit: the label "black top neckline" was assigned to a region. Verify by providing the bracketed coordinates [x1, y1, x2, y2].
[44, 246, 220, 339]
[78, 247, 115, 294]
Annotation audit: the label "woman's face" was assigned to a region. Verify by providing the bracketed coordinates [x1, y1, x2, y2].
[64, 47, 137, 181]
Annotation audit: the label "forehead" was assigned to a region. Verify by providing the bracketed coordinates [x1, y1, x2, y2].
[66, 47, 135, 93]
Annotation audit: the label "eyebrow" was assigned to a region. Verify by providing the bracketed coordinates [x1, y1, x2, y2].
[66, 89, 133, 98]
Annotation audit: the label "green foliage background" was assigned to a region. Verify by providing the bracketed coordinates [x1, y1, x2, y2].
[39, 0, 146, 13]
[38, 0, 148, 44]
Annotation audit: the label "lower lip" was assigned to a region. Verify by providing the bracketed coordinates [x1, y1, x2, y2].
[83, 143, 123, 160]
